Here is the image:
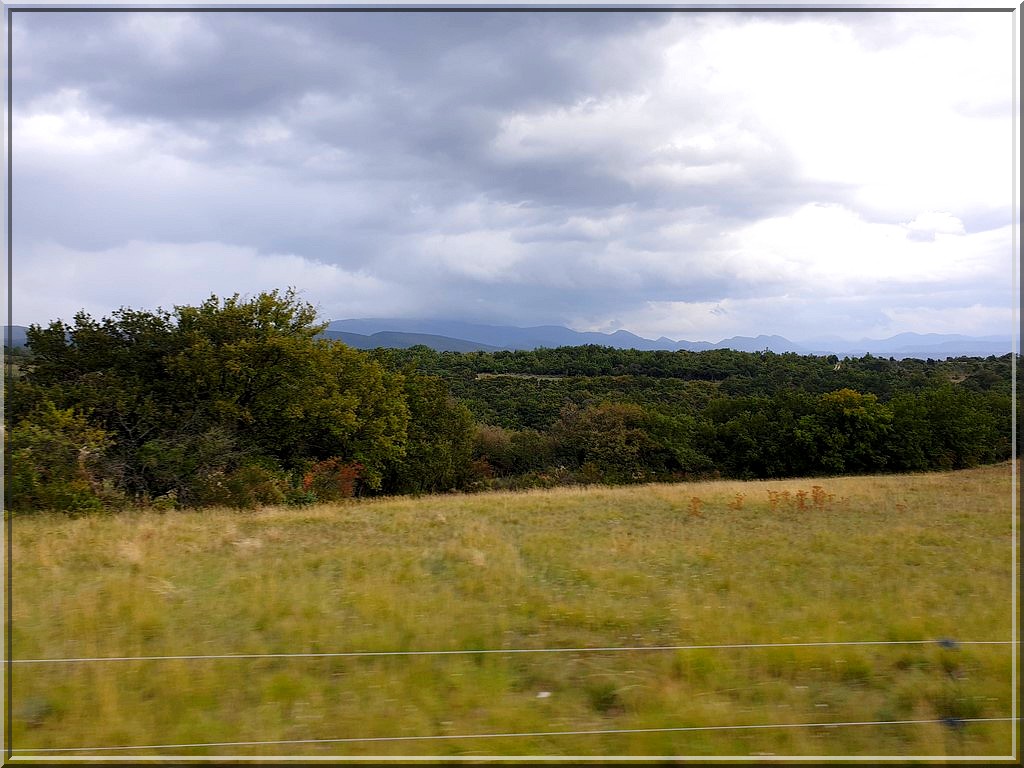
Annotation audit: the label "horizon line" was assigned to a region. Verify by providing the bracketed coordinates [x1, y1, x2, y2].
[4, 318, 1015, 349]
[321, 318, 1015, 347]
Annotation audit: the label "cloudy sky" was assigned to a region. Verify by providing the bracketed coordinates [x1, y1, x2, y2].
[9, 5, 1017, 342]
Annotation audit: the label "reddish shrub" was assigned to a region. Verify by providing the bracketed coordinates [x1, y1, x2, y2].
[302, 458, 362, 501]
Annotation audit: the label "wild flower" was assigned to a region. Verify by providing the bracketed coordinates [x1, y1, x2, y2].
[811, 486, 827, 510]
[688, 497, 704, 517]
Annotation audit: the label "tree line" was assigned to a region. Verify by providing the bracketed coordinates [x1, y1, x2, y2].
[3, 290, 1016, 513]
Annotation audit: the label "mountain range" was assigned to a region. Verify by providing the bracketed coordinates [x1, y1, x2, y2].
[3, 322, 1015, 360]
[326, 319, 1015, 359]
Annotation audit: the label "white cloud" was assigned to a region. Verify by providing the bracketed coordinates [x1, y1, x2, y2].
[15, 241, 408, 326]
[726, 203, 1009, 292]
[676, 14, 1012, 218]
[17, 87, 211, 171]
[19, 88, 154, 157]
[492, 93, 655, 164]
[879, 304, 1015, 337]
[241, 118, 293, 147]
[492, 13, 1010, 220]
[581, 294, 1016, 344]
[513, 213, 623, 243]
[902, 211, 967, 241]
[415, 230, 528, 283]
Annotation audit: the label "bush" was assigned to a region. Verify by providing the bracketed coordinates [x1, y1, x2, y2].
[472, 424, 515, 475]
[550, 402, 664, 483]
[473, 465, 579, 492]
[4, 401, 122, 514]
[136, 427, 248, 505]
[301, 458, 362, 502]
[191, 462, 288, 509]
[472, 425, 556, 477]
[508, 429, 557, 474]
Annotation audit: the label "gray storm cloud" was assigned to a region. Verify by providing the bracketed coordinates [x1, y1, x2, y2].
[11, 9, 1015, 341]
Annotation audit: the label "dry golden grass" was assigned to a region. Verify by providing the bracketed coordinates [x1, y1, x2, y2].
[8, 462, 1019, 758]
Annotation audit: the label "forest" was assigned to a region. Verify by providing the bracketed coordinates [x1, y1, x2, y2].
[3, 289, 1017, 513]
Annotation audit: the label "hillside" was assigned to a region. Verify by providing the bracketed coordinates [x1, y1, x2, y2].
[319, 329, 502, 353]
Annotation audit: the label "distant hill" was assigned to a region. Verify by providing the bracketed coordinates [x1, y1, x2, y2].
[318, 329, 502, 353]
[327, 318, 803, 353]
[801, 333, 1013, 359]
[3, 325, 28, 348]
[328, 318, 678, 351]
[328, 319, 1013, 360]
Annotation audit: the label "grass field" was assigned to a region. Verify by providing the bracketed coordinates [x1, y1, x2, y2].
[8, 462, 1020, 758]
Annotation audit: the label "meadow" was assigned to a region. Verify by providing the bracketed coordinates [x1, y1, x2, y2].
[8, 462, 1019, 759]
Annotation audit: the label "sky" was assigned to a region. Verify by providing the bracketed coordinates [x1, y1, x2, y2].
[8, 4, 1018, 342]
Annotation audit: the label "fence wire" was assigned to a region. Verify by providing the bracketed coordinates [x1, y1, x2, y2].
[11, 716, 1018, 754]
[10, 638, 1015, 665]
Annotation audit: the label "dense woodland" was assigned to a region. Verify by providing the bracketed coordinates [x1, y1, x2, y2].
[3, 290, 1017, 513]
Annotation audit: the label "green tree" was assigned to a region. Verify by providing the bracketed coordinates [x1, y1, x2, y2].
[795, 389, 893, 474]
[19, 289, 410, 502]
[917, 385, 998, 469]
[551, 401, 666, 483]
[886, 392, 932, 471]
[382, 372, 474, 494]
[641, 411, 711, 477]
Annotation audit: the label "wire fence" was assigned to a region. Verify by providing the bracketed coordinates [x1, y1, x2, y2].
[10, 637, 1017, 755]
[10, 638, 1016, 665]
[10, 717, 1019, 754]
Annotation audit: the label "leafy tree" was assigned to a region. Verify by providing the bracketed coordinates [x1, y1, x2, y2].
[17, 289, 409, 502]
[914, 385, 999, 469]
[10, 289, 1016, 506]
[134, 426, 251, 505]
[551, 402, 667, 483]
[795, 389, 893, 474]
[641, 411, 712, 476]
[382, 372, 474, 494]
[698, 392, 813, 478]
[886, 392, 933, 471]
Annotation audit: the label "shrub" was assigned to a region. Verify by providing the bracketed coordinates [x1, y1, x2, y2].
[472, 424, 515, 475]
[301, 458, 362, 502]
[550, 402, 664, 483]
[4, 401, 122, 514]
[136, 427, 247, 505]
[191, 462, 288, 509]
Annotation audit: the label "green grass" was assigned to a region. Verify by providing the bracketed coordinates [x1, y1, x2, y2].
[8, 463, 1019, 758]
